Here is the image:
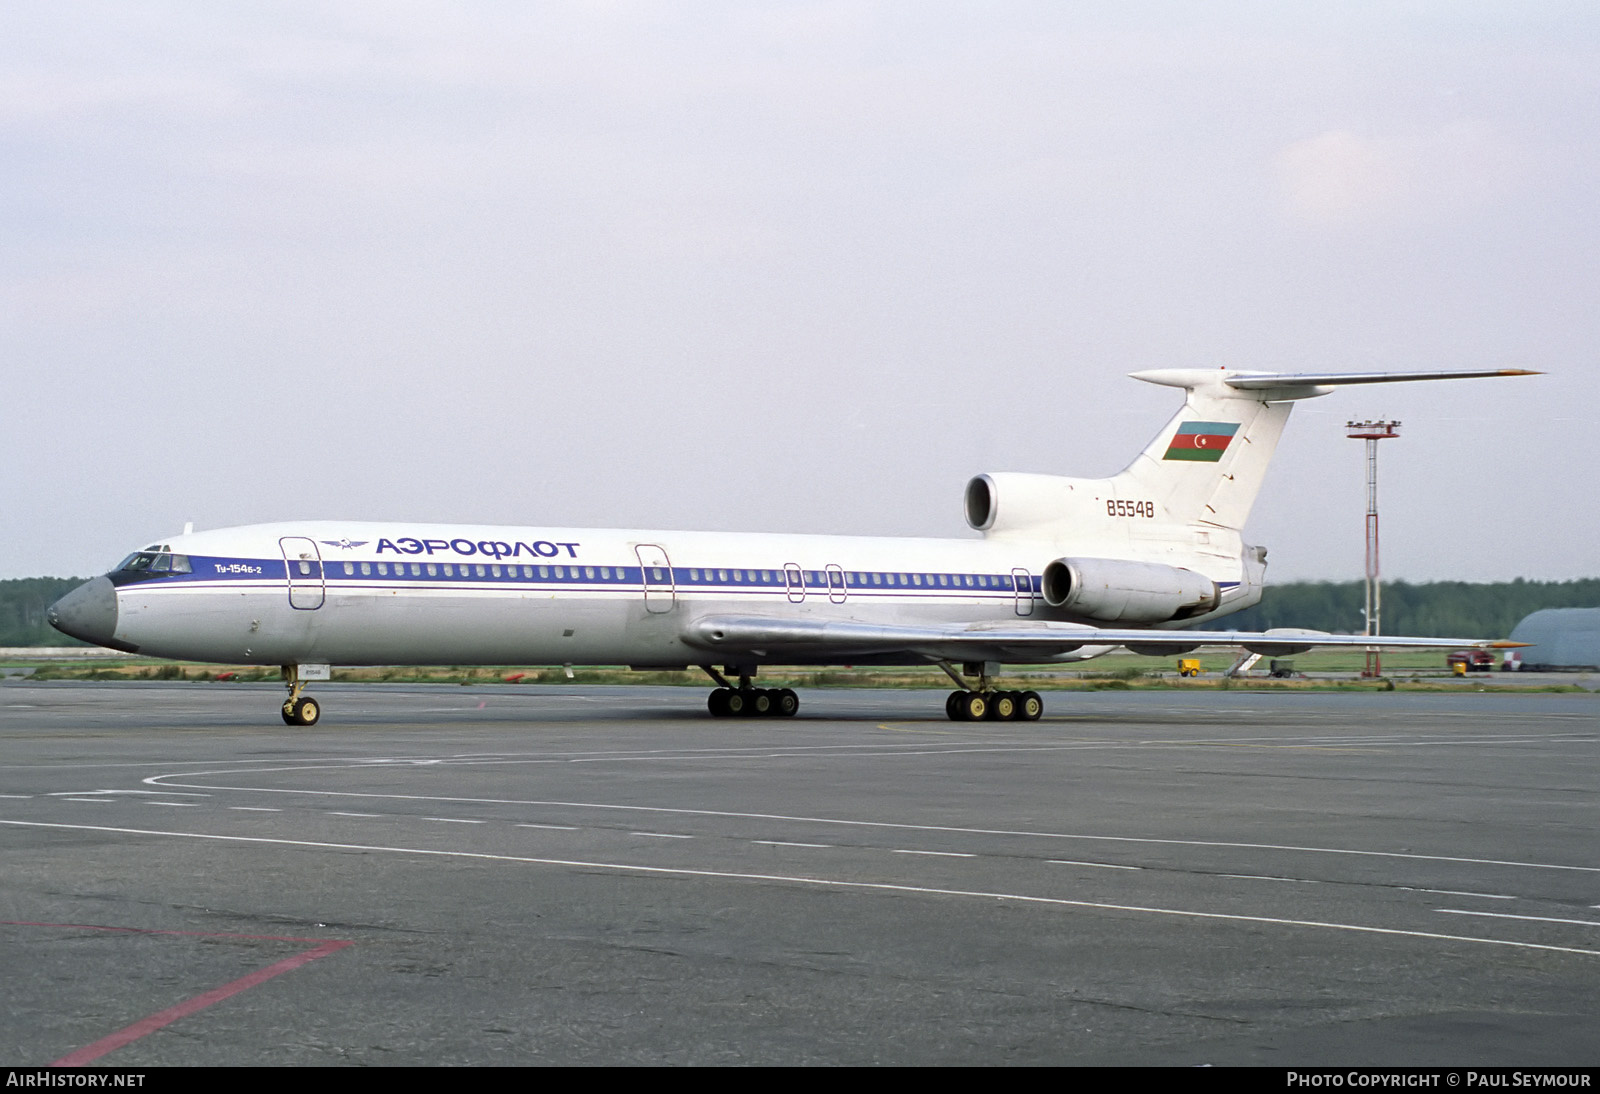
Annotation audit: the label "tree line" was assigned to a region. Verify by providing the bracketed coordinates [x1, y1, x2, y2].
[0, 578, 89, 646]
[1221, 578, 1600, 639]
[1, 575, 1595, 648]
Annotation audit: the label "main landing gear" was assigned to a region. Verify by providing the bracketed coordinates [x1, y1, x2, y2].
[701, 665, 799, 719]
[939, 661, 1043, 722]
[281, 664, 321, 726]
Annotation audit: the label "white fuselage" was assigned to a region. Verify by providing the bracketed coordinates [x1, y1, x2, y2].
[101, 520, 1258, 669]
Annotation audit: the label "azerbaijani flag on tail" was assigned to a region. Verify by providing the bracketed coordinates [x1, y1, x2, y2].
[1163, 421, 1240, 461]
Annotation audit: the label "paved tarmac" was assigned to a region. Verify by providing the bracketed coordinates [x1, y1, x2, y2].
[1, 681, 1596, 1066]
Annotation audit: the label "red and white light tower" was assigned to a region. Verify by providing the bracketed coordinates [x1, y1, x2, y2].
[1346, 420, 1401, 677]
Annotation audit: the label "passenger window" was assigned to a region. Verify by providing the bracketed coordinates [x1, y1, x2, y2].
[538, 566, 548, 578]
[377, 563, 388, 576]
[344, 563, 355, 576]
[361, 562, 371, 575]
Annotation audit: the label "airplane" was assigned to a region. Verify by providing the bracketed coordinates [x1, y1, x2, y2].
[47, 366, 1534, 726]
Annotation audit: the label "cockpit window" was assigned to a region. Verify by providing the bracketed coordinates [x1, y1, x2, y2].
[116, 552, 191, 574]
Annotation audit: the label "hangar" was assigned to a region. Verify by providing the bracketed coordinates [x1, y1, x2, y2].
[1508, 607, 1600, 671]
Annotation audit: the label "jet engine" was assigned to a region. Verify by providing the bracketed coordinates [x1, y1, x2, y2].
[964, 473, 1080, 534]
[1041, 557, 1221, 623]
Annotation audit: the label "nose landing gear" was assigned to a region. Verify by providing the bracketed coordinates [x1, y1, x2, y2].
[280, 664, 323, 726]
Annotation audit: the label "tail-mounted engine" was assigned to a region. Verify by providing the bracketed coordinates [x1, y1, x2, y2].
[1041, 557, 1221, 623]
[965, 473, 1082, 534]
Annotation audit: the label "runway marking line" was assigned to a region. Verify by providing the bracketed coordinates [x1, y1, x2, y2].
[0, 920, 351, 1067]
[138, 776, 1600, 876]
[7, 820, 1600, 962]
[1438, 909, 1600, 928]
[1404, 887, 1516, 901]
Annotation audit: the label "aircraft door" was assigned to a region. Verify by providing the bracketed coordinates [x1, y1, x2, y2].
[825, 564, 847, 604]
[783, 564, 805, 603]
[280, 537, 326, 610]
[634, 544, 676, 613]
[1011, 567, 1034, 617]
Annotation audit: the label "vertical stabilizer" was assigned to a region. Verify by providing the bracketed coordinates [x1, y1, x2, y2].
[1117, 369, 1304, 533]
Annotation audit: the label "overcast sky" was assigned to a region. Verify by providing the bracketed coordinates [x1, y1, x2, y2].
[4, 2, 1595, 583]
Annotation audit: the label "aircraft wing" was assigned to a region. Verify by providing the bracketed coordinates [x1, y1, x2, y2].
[684, 615, 1521, 662]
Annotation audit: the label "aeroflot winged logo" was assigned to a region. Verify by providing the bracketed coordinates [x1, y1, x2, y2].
[1163, 421, 1240, 462]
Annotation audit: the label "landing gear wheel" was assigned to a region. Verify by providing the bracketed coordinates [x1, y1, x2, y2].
[724, 689, 747, 717]
[946, 691, 961, 719]
[774, 688, 800, 717]
[989, 691, 1018, 720]
[708, 688, 731, 717]
[951, 691, 987, 721]
[746, 689, 772, 717]
[284, 696, 321, 727]
[1019, 691, 1043, 721]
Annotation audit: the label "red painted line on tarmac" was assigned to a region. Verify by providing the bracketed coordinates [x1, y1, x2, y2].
[52, 939, 352, 1066]
[3, 921, 352, 1067]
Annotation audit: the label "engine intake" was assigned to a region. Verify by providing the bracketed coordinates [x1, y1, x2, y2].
[1041, 557, 1221, 623]
[964, 473, 1082, 534]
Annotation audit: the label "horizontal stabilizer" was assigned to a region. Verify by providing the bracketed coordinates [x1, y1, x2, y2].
[1223, 368, 1540, 390]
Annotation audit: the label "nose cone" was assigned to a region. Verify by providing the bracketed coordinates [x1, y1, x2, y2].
[49, 576, 134, 652]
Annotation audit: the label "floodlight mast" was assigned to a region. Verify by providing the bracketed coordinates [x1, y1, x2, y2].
[1346, 420, 1402, 677]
